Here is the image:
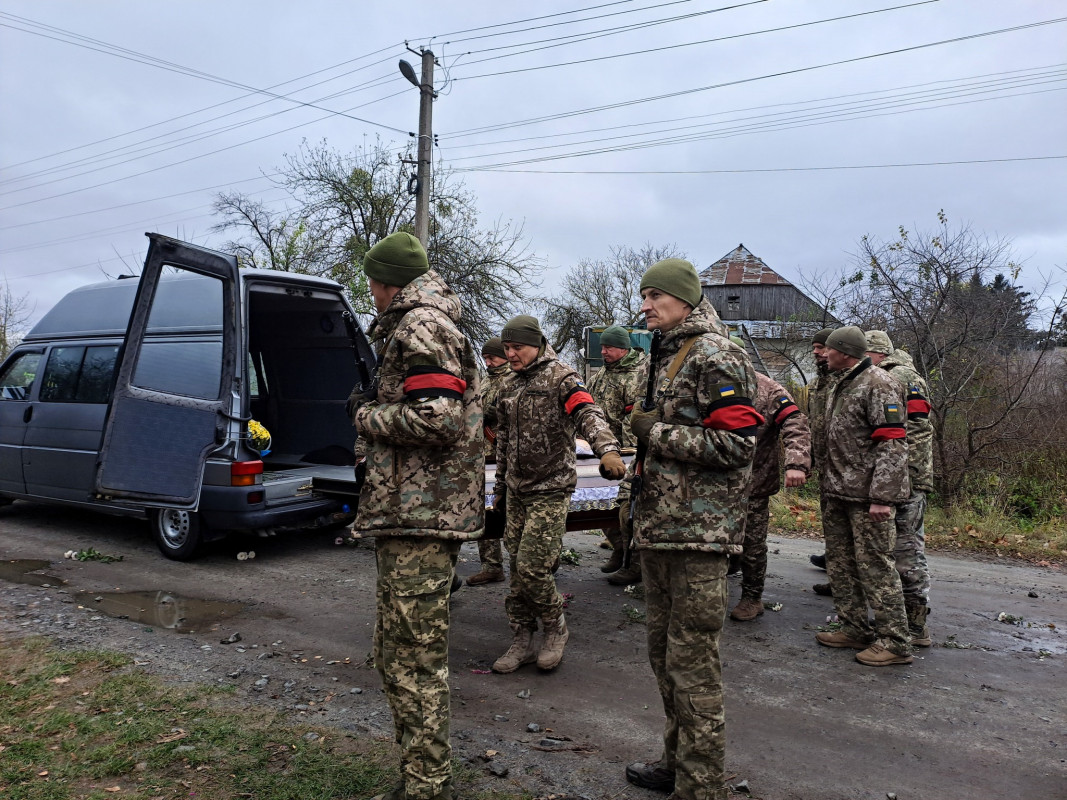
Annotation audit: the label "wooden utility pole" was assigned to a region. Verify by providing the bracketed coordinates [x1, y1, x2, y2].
[413, 49, 435, 247]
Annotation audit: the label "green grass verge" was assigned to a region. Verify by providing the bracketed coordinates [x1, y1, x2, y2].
[0, 636, 523, 800]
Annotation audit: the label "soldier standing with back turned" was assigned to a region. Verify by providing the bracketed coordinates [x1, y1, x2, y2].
[623, 259, 762, 800]
[587, 324, 648, 584]
[467, 336, 510, 586]
[347, 231, 484, 800]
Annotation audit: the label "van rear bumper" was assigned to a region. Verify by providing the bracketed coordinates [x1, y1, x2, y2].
[198, 486, 351, 532]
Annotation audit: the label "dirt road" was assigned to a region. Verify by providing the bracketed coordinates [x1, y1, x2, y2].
[1, 500, 1064, 800]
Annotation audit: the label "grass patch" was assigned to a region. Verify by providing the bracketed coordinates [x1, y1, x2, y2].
[769, 492, 1067, 566]
[0, 635, 521, 800]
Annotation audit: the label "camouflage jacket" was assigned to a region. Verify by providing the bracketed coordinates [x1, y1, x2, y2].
[587, 347, 648, 450]
[496, 345, 620, 495]
[633, 299, 760, 554]
[351, 269, 485, 540]
[878, 350, 934, 493]
[822, 357, 910, 506]
[482, 363, 510, 460]
[808, 363, 839, 473]
[748, 372, 812, 499]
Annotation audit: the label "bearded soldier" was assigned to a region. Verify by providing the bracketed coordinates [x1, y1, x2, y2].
[587, 324, 648, 584]
[466, 336, 510, 587]
[347, 232, 484, 800]
[817, 326, 912, 667]
[623, 259, 762, 800]
[492, 315, 625, 673]
[865, 330, 935, 646]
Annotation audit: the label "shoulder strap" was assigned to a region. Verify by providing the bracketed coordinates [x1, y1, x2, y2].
[663, 336, 700, 386]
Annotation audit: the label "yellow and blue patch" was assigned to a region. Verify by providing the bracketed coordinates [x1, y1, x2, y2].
[719, 385, 736, 398]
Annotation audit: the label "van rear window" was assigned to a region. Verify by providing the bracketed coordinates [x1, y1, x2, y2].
[133, 340, 222, 399]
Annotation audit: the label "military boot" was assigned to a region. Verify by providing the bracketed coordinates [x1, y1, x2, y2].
[537, 613, 569, 671]
[492, 623, 537, 673]
[601, 527, 625, 573]
[906, 600, 932, 647]
[730, 596, 764, 621]
[466, 566, 505, 586]
[607, 559, 642, 586]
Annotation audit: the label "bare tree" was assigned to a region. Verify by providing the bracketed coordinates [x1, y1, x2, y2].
[213, 139, 541, 340]
[0, 281, 33, 360]
[541, 243, 685, 361]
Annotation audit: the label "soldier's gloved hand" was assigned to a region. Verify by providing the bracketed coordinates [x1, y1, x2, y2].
[629, 407, 661, 445]
[599, 450, 626, 480]
[492, 488, 506, 514]
[345, 387, 376, 420]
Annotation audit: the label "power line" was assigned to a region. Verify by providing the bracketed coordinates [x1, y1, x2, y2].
[444, 16, 1067, 138]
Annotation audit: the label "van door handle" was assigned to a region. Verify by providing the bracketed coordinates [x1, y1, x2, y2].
[23, 406, 33, 423]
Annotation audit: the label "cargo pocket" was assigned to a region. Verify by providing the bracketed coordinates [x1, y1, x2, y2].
[688, 691, 724, 719]
[387, 573, 451, 647]
[683, 558, 728, 632]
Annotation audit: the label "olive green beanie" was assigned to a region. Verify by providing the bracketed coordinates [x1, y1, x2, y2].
[481, 336, 506, 359]
[813, 327, 834, 345]
[600, 325, 631, 349]
[640, 258, 703, 308]
[501, 314, 544, 347]
[362, 232, 429, 287]
[864, 330, 894, 354]
[729, 335, 745, 349]
[825, 326, 868, 359]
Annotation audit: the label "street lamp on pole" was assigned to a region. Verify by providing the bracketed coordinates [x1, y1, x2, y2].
[399, 53, 435, 247]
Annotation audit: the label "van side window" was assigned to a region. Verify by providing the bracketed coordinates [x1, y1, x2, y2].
[0, 351, 41, 400]
[40, 346, 119, 403]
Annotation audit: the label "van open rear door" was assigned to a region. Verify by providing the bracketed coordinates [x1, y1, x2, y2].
[94, 234, 240, 507]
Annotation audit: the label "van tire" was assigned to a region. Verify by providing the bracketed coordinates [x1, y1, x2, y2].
[152, 509, 204, 560]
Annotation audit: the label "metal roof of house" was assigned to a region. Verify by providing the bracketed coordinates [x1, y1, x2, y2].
[699, 244, 792, 286]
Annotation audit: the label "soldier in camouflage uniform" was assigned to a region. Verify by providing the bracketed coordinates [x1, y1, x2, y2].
[866, 330, 935, 646]
[492, 315, 625, 673]
[467, 337, 510, 587]
[817, 326, 912, 667]
[807, 327, 837, 594]
[730, 369, 812, 621]
[587, 324, 649, 582]
[624, 259, 761, 800]
[346, 232, 484, 800]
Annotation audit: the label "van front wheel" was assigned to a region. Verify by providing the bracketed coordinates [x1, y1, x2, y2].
[152, 509, 204, 561]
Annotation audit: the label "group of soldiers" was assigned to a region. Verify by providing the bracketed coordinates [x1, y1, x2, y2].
[344, 231, 934, 800]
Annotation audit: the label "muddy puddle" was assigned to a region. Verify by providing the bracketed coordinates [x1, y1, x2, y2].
[73, 589, 246, 633]
[0, 559, 66, 587]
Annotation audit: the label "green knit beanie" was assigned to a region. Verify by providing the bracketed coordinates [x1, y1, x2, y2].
[826, 326, 868, 359]
[640, 258, 703, 308]
[729, 335, 745, 349]
[864, 330, 894, 354]
[362, 232, 429, 287]
[813, 327, 834, 345]
[481, 336, 506, 359]
[600, 325, 631, 349]
[501, 314, 544, 347]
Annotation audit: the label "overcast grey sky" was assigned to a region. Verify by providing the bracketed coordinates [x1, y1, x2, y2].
[2, 0, 1065, 328]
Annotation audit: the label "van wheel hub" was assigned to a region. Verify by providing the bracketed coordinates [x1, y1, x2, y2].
[158, 510, 192, 548]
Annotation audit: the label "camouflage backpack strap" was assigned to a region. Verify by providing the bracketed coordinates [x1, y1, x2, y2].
[662, 335, 701, 388]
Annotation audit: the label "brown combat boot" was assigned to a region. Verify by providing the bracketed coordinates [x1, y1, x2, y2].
[815, 631, 872, 649]
[856, 641, 913, 666]
[906, 600, 932, 647]
[730, 596, 764, 621]
[492, 624, 537, 673]
[466, 567, 505, 586]
[601, 527, 625, 573]
[537, 613, 569, 671]
[812, 582, 833, 596]
[607, 561, 642, 586]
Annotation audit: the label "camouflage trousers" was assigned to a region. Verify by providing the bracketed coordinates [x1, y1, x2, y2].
[504, 490, 568, 629]
[823, 498, 911, 656]
[739, 496, 770, 600]
[642, 549, 730, 800]
[894, 489, 930, 602]
[374, 537, 460, 800]
[478, 537, 504, 571]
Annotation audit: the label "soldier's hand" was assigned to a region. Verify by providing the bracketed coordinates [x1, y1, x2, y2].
[785, 469, 807, 488]
[345, 387, 374, 420]
[492, 488, 506, 514]
[630, 407, 661, 445]
[599, 450, 626, 480]
[868, 503, 893, 522]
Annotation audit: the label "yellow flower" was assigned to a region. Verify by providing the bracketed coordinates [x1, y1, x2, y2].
[248, 419, 271, 451]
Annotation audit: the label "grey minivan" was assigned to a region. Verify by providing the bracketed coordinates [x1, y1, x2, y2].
[0, 234, 377, 560]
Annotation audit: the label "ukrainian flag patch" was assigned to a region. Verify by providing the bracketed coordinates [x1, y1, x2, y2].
[884, 402, 904, 423]
[719, 385, 736, 398]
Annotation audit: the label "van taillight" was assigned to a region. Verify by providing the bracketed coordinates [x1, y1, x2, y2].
[231, 460, 263, 487]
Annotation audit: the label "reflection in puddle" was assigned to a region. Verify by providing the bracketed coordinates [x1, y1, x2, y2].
[0, 559, 66, 587]
[72, 590, 246, 633]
